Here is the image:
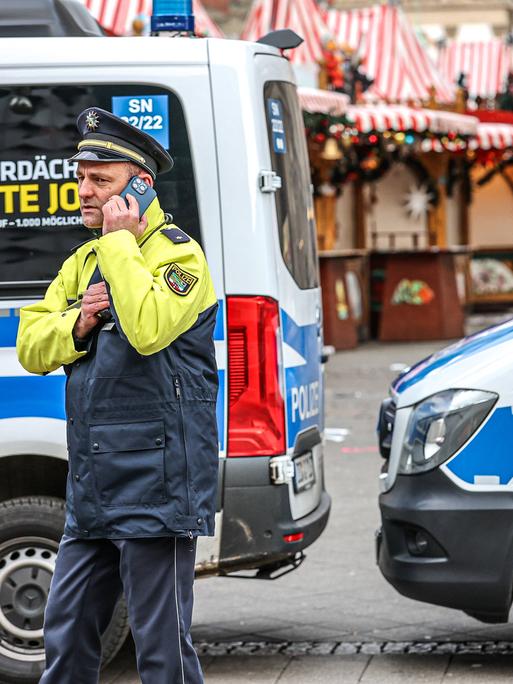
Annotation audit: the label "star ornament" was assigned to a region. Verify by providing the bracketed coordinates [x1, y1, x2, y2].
[403, 183, 434, 222]
[85, 110, 100, 131]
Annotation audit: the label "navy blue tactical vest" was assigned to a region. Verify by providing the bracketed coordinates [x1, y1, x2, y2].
[63, 269, 219, 540]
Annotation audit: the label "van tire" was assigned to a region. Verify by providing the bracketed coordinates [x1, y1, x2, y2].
[0, 497, 129, 684]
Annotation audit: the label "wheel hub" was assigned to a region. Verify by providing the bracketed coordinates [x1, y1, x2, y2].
[14, 582, 47, 619]
[0, 540, 57, 660]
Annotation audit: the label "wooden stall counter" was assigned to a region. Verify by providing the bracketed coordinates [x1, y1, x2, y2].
[319, 250, 370, 350]
[370, 248, 470, 342]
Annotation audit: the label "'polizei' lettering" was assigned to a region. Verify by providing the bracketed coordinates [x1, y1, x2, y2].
[291, 381, 320, 423]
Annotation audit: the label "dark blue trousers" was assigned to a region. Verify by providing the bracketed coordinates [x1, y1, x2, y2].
[39, 535, 203, 684]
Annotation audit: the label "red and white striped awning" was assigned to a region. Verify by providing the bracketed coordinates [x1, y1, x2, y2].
[346, 105, 431, 133]
[325, 5, 454, 103]
[193, 0, 224, 37]
[472, 123, 513, 150]
[80, 0, 224, 37]
[437, 40, 508, 99]
[298, 87, 349, 116]
[345, 105, 478, 137]
[241, 0, 329, 65]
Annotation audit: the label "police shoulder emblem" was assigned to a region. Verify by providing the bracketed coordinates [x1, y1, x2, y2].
[85, 110, 100, 131]
[164, 263, 198, 296]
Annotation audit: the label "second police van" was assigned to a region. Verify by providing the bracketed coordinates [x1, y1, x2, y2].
[377, 321, 513, 625]
[0, 3, 330, 681]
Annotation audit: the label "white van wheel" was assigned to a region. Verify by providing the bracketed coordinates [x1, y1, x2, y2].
[0, 497, 129, 683]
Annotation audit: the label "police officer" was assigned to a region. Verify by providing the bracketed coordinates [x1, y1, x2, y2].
[16, 108, 219, 684]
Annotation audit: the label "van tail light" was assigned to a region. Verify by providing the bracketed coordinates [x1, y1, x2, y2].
[227, 296, 285, 457]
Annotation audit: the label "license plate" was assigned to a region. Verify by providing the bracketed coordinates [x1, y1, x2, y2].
[293, 452, 315, 493]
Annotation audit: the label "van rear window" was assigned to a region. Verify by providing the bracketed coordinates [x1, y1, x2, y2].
[0, 84, 200, 298]
[264, 81, 319, 290]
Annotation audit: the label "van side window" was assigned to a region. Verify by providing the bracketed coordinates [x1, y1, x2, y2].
[0, 84, 200, 298]
[264, 82, 319, 290]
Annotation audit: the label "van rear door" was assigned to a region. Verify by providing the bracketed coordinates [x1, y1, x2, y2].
[256, 56, 324, 520]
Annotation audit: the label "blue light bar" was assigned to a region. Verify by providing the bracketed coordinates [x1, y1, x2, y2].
[152, 0, 195, 33]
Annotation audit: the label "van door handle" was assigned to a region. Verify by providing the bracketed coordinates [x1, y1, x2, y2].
[259, 170, 282, 193]
[321, 345, 335, 364]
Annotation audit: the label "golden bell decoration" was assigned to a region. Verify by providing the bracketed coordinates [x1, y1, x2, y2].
[132, 18, 145, 36]
[321, 137, 342, 161]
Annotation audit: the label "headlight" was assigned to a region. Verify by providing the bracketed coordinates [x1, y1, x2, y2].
[398, 389, 498, 475]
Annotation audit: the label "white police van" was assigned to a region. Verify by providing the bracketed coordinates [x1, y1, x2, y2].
[0, 3, 330, 681]
[377, 322, 513, 624]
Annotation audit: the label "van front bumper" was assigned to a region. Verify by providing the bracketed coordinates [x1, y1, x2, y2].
[218, 456, 331, 574]
[378, 468, 513, 622]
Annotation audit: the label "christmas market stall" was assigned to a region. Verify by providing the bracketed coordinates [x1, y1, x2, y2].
[304, 4, 479, 342]
[302, 93, 478, 342]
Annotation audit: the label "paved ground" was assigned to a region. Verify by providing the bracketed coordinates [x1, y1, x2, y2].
[101, 646, 513, 683]
[100, 318, 513, 682]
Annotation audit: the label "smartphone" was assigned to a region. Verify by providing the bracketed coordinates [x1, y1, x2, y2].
[120, 176, 157, 219]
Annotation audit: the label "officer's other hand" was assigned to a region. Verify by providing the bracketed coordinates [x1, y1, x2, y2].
[73, 282, 110, 339]
[102, 194, 147, 239]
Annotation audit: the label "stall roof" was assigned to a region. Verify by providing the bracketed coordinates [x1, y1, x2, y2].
[472, 122, 513, 150]
[298, 87, 349, 116]
[79, 0, 224, 37]
[325, 5, 454, 104]
[437, 39, 509, 100]
[345, 104, 477, 137]
[241, 0, 328, 65]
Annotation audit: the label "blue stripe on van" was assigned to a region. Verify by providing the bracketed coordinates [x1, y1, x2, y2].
[214, 300, 224, 342]
[216, 369, 225, 452]
[0, 310, 20, 348]
[281, 309, 318, 359]
[446, 407, 513, 485]
[281, 310, 322, 449]
[393, 317, 513, 395]
[0, 376, 66, 420]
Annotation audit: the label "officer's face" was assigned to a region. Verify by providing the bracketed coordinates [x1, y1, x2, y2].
[77, 161, 132, 229]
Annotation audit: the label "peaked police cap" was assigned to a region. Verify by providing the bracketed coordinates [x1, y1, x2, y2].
[69, 107, 173, 178]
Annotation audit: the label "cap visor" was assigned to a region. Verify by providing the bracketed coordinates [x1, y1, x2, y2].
[68, 150, 133, 164]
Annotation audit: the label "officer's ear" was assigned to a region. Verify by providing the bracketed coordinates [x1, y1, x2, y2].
[137, 171, 154, 188]
[126, 163, 154, 188]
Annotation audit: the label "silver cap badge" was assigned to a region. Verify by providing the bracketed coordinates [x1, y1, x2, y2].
[85, 110, 100, 131]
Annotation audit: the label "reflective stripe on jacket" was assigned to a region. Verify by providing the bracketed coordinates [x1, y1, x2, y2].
[17, 198, 219, 539]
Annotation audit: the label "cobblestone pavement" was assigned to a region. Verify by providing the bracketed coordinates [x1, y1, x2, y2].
[100, 328, 513, 682]
[101, 642, 513, 683]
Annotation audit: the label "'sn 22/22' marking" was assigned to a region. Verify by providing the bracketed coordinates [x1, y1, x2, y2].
[291, 381, 320, 422]
[121, 115, 163, 131]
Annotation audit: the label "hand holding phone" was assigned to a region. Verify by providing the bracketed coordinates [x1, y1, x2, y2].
[102, 176, 156, 237]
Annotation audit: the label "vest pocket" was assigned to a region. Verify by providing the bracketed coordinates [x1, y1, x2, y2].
[90, 420, 167, 507]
